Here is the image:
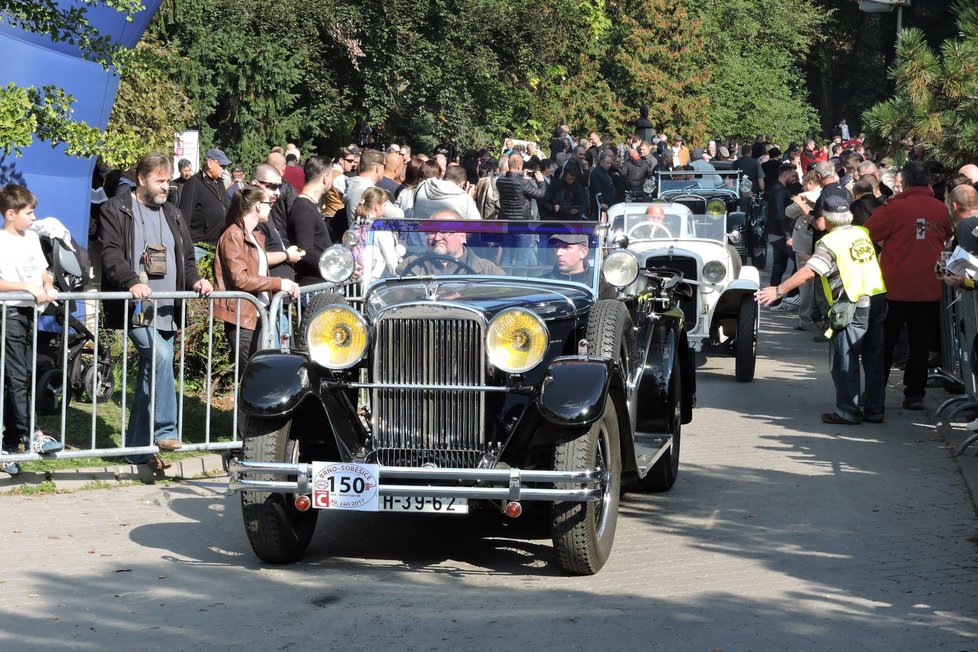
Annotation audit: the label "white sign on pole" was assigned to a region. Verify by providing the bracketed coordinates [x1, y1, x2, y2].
[173, 130, 200, 178]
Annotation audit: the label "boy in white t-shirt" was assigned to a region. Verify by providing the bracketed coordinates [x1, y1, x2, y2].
[0, 185, 64, 476]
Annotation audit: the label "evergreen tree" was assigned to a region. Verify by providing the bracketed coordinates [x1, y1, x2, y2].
[862, 5, 978, 165]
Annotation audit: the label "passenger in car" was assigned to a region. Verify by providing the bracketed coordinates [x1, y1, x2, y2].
[395, 209, 503, 276]
[543, 233, 615, 299]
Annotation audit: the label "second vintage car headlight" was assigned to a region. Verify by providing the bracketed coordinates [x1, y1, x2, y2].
[706, 199, 726, 216]
[603, 251, 639, 287]
[306, 305, 368, 369]
[318, 244, 356, 284]
[703, 260, 726, 283]
[486, 309, 548, 373]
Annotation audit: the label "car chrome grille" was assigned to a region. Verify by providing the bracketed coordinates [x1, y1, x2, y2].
[645, 255, 699, 331]
[371, 306, 486, 468]
[670, 197, 706, 215]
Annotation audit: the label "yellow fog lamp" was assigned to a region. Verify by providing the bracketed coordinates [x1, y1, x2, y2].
[306, 306, 369, 369]
[486, 308, 548, 373]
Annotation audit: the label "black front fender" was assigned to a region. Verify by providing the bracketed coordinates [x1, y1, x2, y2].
[537, 357, 616, 427]
[239, 352, 319, 417]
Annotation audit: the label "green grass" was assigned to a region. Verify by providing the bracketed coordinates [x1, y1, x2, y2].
[23, 377, 235, 472]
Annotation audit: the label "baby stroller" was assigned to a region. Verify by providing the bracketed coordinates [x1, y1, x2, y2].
[33, 230, 115, 415]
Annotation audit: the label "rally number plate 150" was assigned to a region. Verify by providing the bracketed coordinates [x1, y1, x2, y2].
[310, 462, 468, 514]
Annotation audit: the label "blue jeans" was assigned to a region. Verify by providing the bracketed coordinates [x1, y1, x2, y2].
[500, 232, 536, 266]
[126, 327, 178, 463]
[828, 294, 887, 420]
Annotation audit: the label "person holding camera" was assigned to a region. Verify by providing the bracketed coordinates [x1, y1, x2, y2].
[99, 153, 213, 471]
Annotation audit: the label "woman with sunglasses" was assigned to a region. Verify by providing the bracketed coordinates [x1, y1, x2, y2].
[214, 184, 300, 436]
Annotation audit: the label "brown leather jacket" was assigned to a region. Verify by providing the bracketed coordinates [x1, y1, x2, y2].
[214, 225, 283, 330]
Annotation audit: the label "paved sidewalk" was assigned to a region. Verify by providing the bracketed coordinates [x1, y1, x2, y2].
[0, 301, 976, 651]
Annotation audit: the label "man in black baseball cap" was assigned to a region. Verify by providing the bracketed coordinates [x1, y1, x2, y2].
[758, 191, 887, 425]
[179, 147, 233, 248]
[544, 232, 615, 298]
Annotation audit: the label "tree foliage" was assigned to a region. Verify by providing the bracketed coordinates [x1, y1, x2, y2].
[605, 0, 711, 143]
[683, 0, 821, 143]
[4, 0, 875, 167]
[863, 8, 978, 166]
[0, 0, 160, 165]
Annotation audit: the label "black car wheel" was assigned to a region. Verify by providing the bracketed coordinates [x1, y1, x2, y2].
[638, 355, 681, 492]
[735, 295, 758, 382]
[585, 300, 634, 373]
[551, 397, 621, 575]
[240, 416, 319, 564]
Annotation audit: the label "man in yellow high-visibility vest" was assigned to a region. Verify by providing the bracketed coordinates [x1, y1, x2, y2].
[757, 194, 887, 425]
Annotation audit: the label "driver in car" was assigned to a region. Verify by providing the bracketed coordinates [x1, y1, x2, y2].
[626, 204, 672, 239]
[544, 233, 615, 298]
[396, 209, 503, 275]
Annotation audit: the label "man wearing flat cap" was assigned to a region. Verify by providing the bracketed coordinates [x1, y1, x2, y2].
[758, 194, 887, 426]
[179, 147, 232, 247]
[545, 232, 615, 298]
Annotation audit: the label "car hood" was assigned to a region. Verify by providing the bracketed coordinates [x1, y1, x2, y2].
[365, 278, 593, 321]
[628, 240, 729, 258]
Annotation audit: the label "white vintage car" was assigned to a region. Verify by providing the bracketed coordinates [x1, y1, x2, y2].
[604, 202, 760, 381]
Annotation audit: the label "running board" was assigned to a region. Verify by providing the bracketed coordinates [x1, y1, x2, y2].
[634, 432, 672, 477]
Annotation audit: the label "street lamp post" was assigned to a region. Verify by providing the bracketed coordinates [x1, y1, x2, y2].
[858, 0, 911, 38]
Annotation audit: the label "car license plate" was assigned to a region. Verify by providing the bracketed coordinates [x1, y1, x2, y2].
[380, 495, 468, 514]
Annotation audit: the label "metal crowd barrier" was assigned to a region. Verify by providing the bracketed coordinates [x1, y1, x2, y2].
[0, 287, 313, 464]
[934, 283, 978, 455]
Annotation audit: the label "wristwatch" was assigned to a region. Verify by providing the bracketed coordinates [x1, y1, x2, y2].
[775, 287, 785, 299]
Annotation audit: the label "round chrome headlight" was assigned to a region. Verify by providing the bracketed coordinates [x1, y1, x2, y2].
[306, 305, 368, 369]
[706, 199, 726, 217]
[642, 178, 657, 194]
[739, 177, 753, 193]
[318, 245, 356, 284]
[486, 309, 548, 373]
[727, 228, 742, 245]
[603, 251, 639, 288]
[703, 260, 726, 283]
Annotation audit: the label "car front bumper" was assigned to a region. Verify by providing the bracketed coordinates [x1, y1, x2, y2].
[228, 460, 604, 502]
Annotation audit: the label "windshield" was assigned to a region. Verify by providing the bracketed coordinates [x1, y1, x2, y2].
[657, 169, 741, 195]
[611, 208, 728, 244]
[356, 218, 602, 292]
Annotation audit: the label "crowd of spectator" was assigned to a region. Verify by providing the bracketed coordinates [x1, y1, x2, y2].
[5, 114, 978, 471]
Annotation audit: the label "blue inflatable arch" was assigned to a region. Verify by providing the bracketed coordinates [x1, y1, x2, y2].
[0, 0, 162, 240]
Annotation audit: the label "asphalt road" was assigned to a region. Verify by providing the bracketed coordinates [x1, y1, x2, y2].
[1, 306, 977, 651]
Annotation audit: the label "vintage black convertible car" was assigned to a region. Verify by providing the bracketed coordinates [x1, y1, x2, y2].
[228, 218, 695, 575]
[651, 167, 767, 270]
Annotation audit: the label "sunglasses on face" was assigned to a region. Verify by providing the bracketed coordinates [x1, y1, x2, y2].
[256, 180, 282, 191]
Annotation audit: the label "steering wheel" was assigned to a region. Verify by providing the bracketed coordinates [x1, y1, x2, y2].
[627, 221, 673, 240]
[400, 253, 478, 275]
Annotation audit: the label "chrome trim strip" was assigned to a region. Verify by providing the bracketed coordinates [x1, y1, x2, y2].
[340, 382, 514, 392]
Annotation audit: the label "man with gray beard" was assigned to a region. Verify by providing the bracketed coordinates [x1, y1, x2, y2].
[99, 152, 213, 470]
